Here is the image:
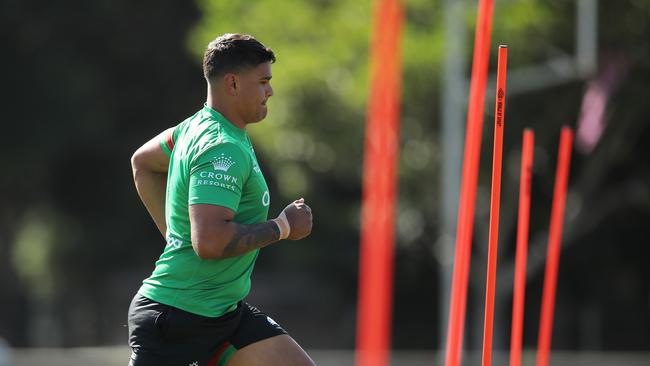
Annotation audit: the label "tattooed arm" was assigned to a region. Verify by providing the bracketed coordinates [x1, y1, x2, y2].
[189, 201, 312, 259]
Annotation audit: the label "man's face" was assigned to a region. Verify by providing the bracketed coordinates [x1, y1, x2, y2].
[235, 62, 273, 124]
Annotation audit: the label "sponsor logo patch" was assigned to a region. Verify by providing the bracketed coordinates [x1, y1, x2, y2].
[212, 153, 235, 172]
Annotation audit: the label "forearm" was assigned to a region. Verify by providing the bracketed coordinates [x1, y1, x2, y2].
[133, 169, 167, 237]
[194, 220, 281, 259]
[222, 220, 281, 257]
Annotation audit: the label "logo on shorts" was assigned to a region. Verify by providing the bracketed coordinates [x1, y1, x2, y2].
[188, 362, 198, 366]
[266, 316, 279, 327]
[212, 153, 235, 172]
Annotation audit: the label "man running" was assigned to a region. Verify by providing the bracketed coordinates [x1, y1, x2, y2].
[128, 33, 315, 366]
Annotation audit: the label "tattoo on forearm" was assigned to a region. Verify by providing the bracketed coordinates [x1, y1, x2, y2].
[222, 221, 280, 257]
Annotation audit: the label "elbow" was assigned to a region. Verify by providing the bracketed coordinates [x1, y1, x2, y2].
[131, 146, 167, 174]
[191, 235, 227, 260]
[131, 149, 144, 173]
[193, 243, 220, 260]
[190, 211, 234, 260]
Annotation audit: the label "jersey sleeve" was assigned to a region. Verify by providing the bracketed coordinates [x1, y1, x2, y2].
[159, 125, 182, 157]
[188, 143, 251, 211]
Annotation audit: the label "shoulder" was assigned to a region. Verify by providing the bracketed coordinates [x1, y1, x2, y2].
[183, 118, 242, 154]
[191, 141, 252, 174]
[200, 141, 249, 161]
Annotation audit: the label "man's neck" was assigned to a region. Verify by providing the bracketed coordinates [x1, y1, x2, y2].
[206, 87, 246, 130]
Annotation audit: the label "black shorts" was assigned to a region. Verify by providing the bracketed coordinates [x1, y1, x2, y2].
[127, 293, 287, 366]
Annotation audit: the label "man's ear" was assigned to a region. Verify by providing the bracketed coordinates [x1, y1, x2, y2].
[223, 73, 238, 96]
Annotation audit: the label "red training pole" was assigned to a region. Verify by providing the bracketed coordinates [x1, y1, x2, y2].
[481, 45, 508, 366]
[445, 1, 495, 365]
[355, 0, 404, 365]
[536, 127, 574, 366]
[509, 129, 535, 366]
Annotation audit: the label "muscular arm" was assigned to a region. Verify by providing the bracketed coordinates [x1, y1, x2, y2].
[131, 128, 173, 237]
[190, 204, 280, 259]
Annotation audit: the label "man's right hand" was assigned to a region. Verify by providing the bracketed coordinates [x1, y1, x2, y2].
[275, 198, 313, 240]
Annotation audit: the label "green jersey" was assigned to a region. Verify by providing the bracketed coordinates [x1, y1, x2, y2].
[138, 105, 270, 317]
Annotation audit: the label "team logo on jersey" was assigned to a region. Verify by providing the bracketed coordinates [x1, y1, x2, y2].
[212, 153, 235, 172]
[262, 191, 270, 207]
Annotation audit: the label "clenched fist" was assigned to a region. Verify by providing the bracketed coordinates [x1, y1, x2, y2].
[272, 198, 313, 240]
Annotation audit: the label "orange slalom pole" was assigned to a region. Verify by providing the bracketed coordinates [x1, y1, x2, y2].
[445, 0, 495, 365]
[481, 45, 508, 366]
[355, 0, 403, 365]
[509, 129, 535, 366]
[536, 127, 574, 366]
